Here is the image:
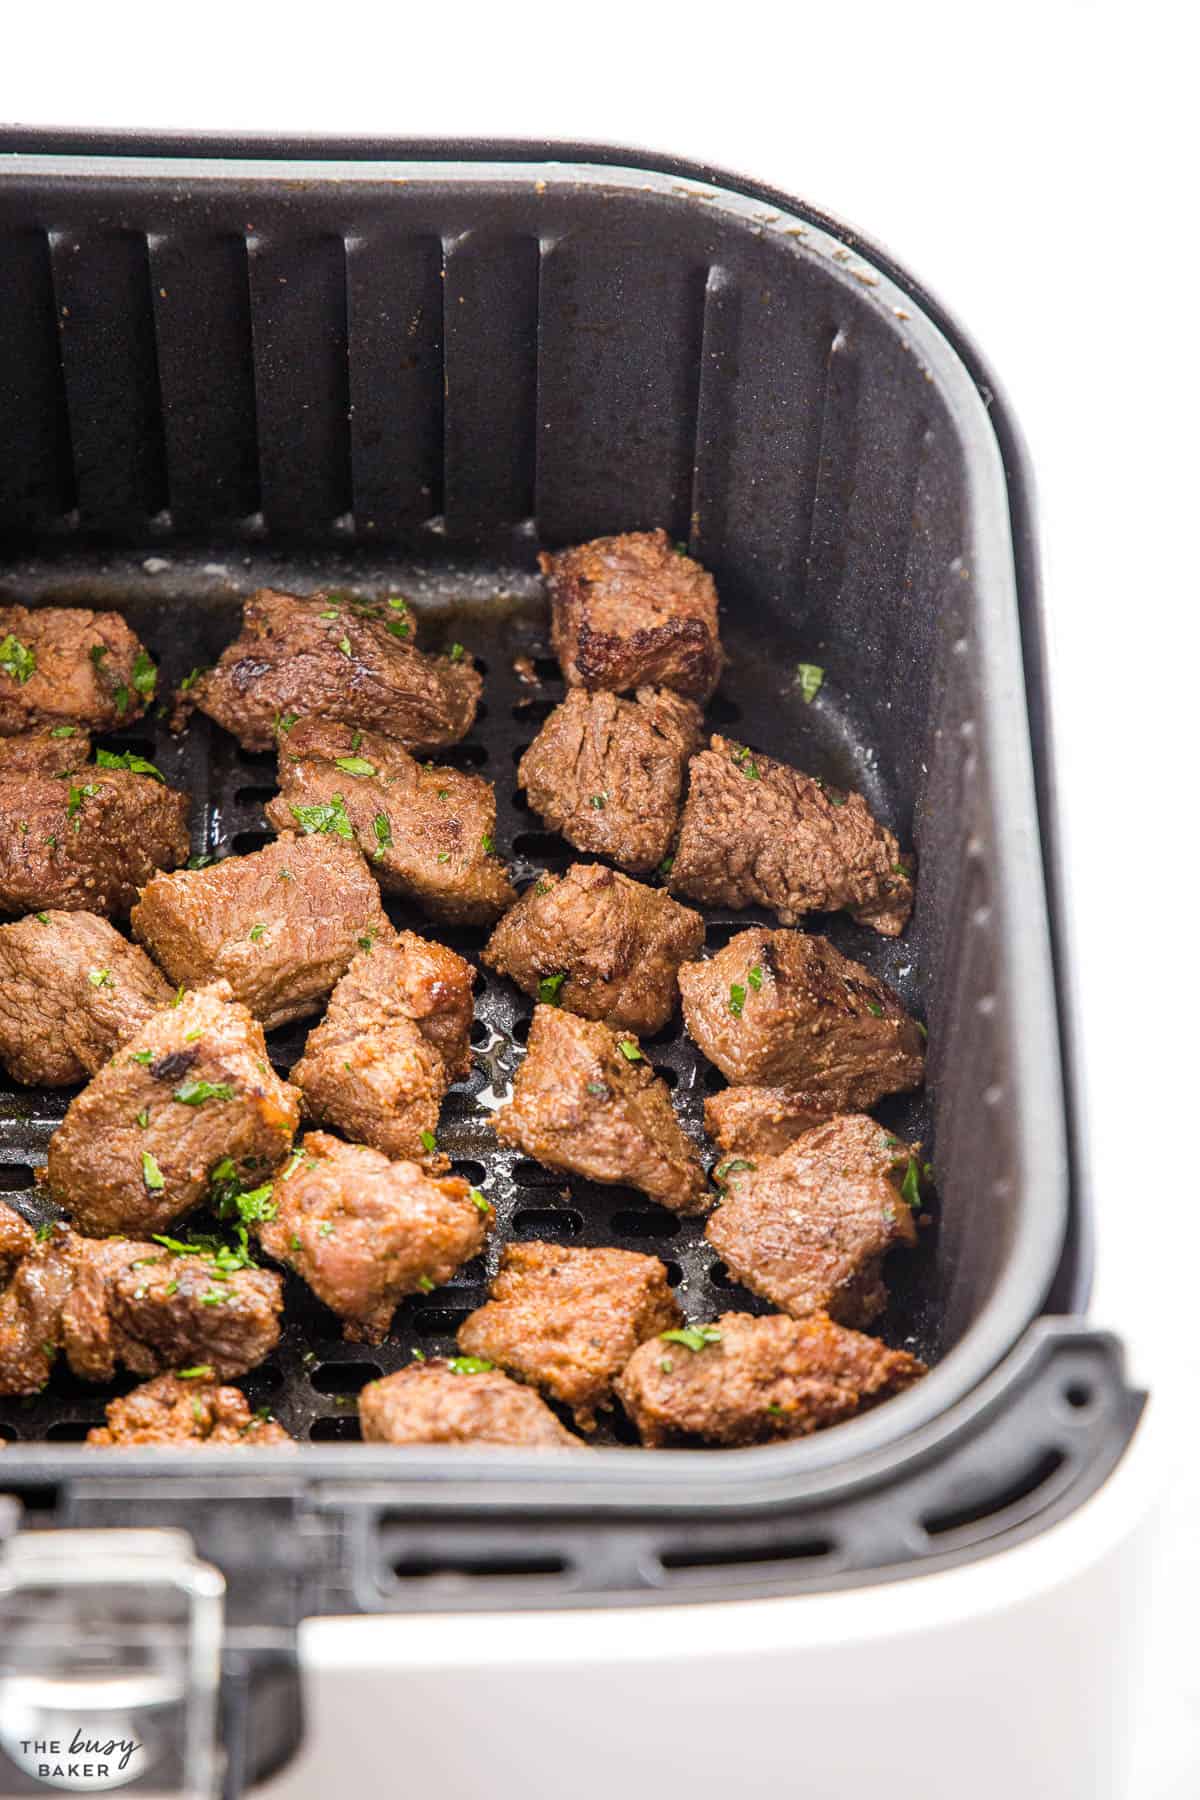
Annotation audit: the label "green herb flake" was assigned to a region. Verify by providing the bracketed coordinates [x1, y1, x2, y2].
[177, 1364, 214, 1380]
[338, 635, 353, 658]
[915, 1021, 928, 1041]
[113, 684, 130, 717]
[86, 966, 114, 989]
[419, 1129, 437, 1154]
[729, 982, 746, 1017]
[95, 748, 165, 783]
[659, 1325, 722, 1353]
[50, 724, 76, 738]
[141, 1150, 165, 1192]
[66, 782, 99, 829]
[767, 1402, 785, 1417]
[533, 879, 551, 896]
[417, 1274, 435, 1292]
[319, 607, 341, 620]
[448, 642, 465, 662]
[447, 1356, 494, 1376]
[0, 634, 36, 684]
[136, 1109, 150, 1129]
[290, 794, 354, 840]
[335, 755, 376, 777]
[537, 970, 568, 1005]
[714, 1157, 756, 1185]
[658, 855, 674, 877]
[795, 662, 825, 703]
[275, 710, 300, 735]
[660, 1356, 674, 1373]
[898, 1158, 922, 1209]
[318, 1221, 335, 1239]
[747, 964, 763, 991]
[170, 984, 185, 1008]
[187, 851, 218, 869]
[480, 832, 495, 855]
[387, 596, 410, 613]
[131, 649, 158, 701]
[183, 1028, 203, 1043]
[586, 1082, 608, 1098]
[371, 812, 393, 860]
[130, 1049, 154, 1065]
[468, 1188, 490, 1214]
[617, 1039, 643, 1062]
[386, 619, 411, 638]
[199, 1290, 226, 1307]
[35, 912, 49, 924]
[173, 1079, 235, 1107]
[180, 666, 208, 693]
[357, 930, 376, 954]
[35, 1222, 55, 1241]
[589, 792, 607, 809]
[436, 850, 450, 864]
[865, 999, 884, 1018]
[249, 923, 266, 942]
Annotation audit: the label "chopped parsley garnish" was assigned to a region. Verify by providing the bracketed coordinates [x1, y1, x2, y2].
[177, 1365, 214, 1380]
[729, 982, 746, 1017]
[290, 794, 354, 840]
[658, 855, 674, 877]
[747, 964, 763, 991]
[419, 1129, 437, 1153]
[714, 1157, 755, 1185]
[275, 710, 300, 734]
[35, 912, 49, 924]
[87, 967, 114, 988]
[864, 998, 884, 1018]
[136, 1109, 150, 1129]
[131, 649, 158, 700]
[187, 851, 218, 869]
[50, 724, 76, 738]
[589, 792, 607, 809]
[0, 633, 36, 684]
[281, 1148, 305, 1180]
[180, 666, 207, 692]
[183, 1027, 203, 1042]
[436, 850, 450, 863]
[388, 596, 410, 613]
[318, 1221, 335, 1239]
[386, 619, 411, 638]
[795, 662, 825, 703]
[141, 1150, 165, 1192]
[447, 1356, 494, 1375]
[448, 642, 465, 662]
[66, 782, 100, 829]
[170, 984, 185, 1007]
[617, 1039, 643, 1062]
[767, 1402, 785, 1417]
[533, 879, 551, 896]
[371, 812, 392, 860]
[480, 832, 495, 854]
[816, 778, 847, 807]
[35, 1222, 55, 1241]
[335, 755, 376, 777]
[249, 923, 266, 941]
[153, 1228, 256, 1273]
[417, 1274, 435, 1292]
[199, 1291, 226, 1307]
[173, 1079, 235, 1106]
[337, 635, 353, 658]
[468, 1188, 489, 1213]
[915, 1021, 928, 1041]
[319, 607, 340, 620]
[729, 742, 760, 779]
[898, 1158, 922, 1209]
[357, 930, 376, 953]
[130, 1049, 154, 1064]
[660, 1357, 674, 1373]
[95, 748, 165, 782]
[537, 971, 567, 1005]
[660, 1326, 722, 1352]
[586, 1081, 608, 1097]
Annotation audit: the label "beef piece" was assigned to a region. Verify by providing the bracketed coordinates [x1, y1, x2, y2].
[615, 1309, 927, 1447]
[0, 727, 92, 777]
[0, 1203, 35, 1275]
[704, 1115, 922, 1328]
[0, 766, 191, 918]
[132, 833, 390, 1030]
[45, 980, 301, 1238]
[290, 932, 474, 1163]
[517, 686, 703, 874]
[86, 1373, 291, 1447]
[61, 1232, 284, 1382]
[543, 529, 723, 700]
[458, 1241, 681, 1429]
[0, 604, 156, 735]
[483, 863, 703, 1037]
[359, 1360, 580, 1448]
[256, 1133, 493, 1344]
[0, 910, 173, 1086]
[678, 926, 925, 1103]
[182, 588, 480, 752]
[0, 1224, 76, 1395]
[670, 736, 915, 936]
[266, 718, 514, 926]
[493, 1005, 708, 1213]
[705, 1087, 834, 1161]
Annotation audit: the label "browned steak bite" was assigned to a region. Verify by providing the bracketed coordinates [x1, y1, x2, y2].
[517, 686, 704, 874]
[482, 864, 704, 1037]
[44, 981, 301, 1238]
[493, 1006, 708, 1213]
[131, 833, 389, 1030]
[266, 718, 514, 926]
[543, 529, 723, 700]
[0, 726, 92, 777]
[0, 1203, 35, 1275]
[359, 1360, 580, 1448]
[61, 1232, 284, 1382]
[182, 588, 480, 752]
[0, 604, 157, 735]
[679, 926, 925, 1106]
[704, 1086, 834, 1161]
[0, 910, 173, 1086]
[704, 1115, 923, 1328]
[86, 1373, 292, 1447]
[458, 1241, 682, 1429]
[256, 1132, 493, 1345]
[290, 933, 474, 1164]
[670, 735, 914, 936]
[0, 1222, 76, 1395]
[0, 765, 190, 918]
[615, 1309, 927, 1447]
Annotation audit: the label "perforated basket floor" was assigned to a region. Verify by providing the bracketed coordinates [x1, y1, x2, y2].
[0, 551, 936, 1449]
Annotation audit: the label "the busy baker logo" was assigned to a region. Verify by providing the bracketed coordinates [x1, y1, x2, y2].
[16, 1728, 142, 1791]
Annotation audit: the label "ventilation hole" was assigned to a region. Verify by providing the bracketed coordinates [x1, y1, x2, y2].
[652, 1064, 678, 1089]
[450, 1255, 488, 1283]
[511, 790, 534, 813]
[244, 1364, 284, 1394]
[512, 1017, 533, 1046]
[660, 1535, 833, 1572]
[0, 1425, 14, 1443]
[511, 1158, 563, 1188]
[706, 693, 744, 726]
[512, 697, 557, 722]
[708, 1261, 740, 1289]
[704, 1067, 726, 1094]
[0, 1166, 35, 1192]
[437, 744, 488, 769]
[44, 1420, 97, 1441]
[511, 742, 532, 765]
[238, 749, 277, 772]
[663, 1261, 684, 1287]
[2, 1481, 60, 1513]
[469, 1019, 491, 1045]
[611, 1208, 682, 1239]
[513, 831, 568, 861]
[310, 1416, 362, 1442]
[512, 1208, 582, 1242]
[310, 1361, 383, 1396]
[922, 1449, 1067, 1538]
[609, 1410, 641, 1445]
[451, 1160, 486, 1184]
[389, 1550, 567, 1581]
[233, 829, 272, 854]
[412, 1307, 473, 1336]
[1063, 1382, 1093, 1411]
[704, 921, 751, 950]
[234, 785, 277, 806]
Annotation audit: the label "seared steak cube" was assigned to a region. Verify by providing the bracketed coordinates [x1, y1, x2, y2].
[704, 1115, 922, 1328]
[0, 910, 173, 1086]
[0, 1203, 35, 1274]
[543, 529, 723, 700]
[359, 1360, 580, 1448]
[670, 735, 914, 936]
[0, 726, 91, 777]
[86, 1373, 291, 1447]
[0, 1223, 76, 1395]
[290, 932, 474, 1163]
[182, 588, 480, 752]
[704, 1086, 833, 1161]
[482, 863, 703, 1037]
[256, 1132, 493, 1344]
[132, 833, 390, 1030]
[61, 1232, 285, 1382]
[0, 604, 157, 734]
[517, 686, 703, 874]
[45, 980, 301, 1238]
[458, 1241, 681, 1428]
[0, 765, 190, 918]
[493, 1006, 708, 1213]
[615, 1309, 926, 1447]
[266, 718, 515, 926]
[678, 926, 924, 1102]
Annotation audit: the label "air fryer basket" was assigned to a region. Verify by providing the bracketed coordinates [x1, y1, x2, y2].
[0, 141, 1139, 1614]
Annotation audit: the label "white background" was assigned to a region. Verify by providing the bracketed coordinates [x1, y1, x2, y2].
[3, 3, 1196, 1790]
